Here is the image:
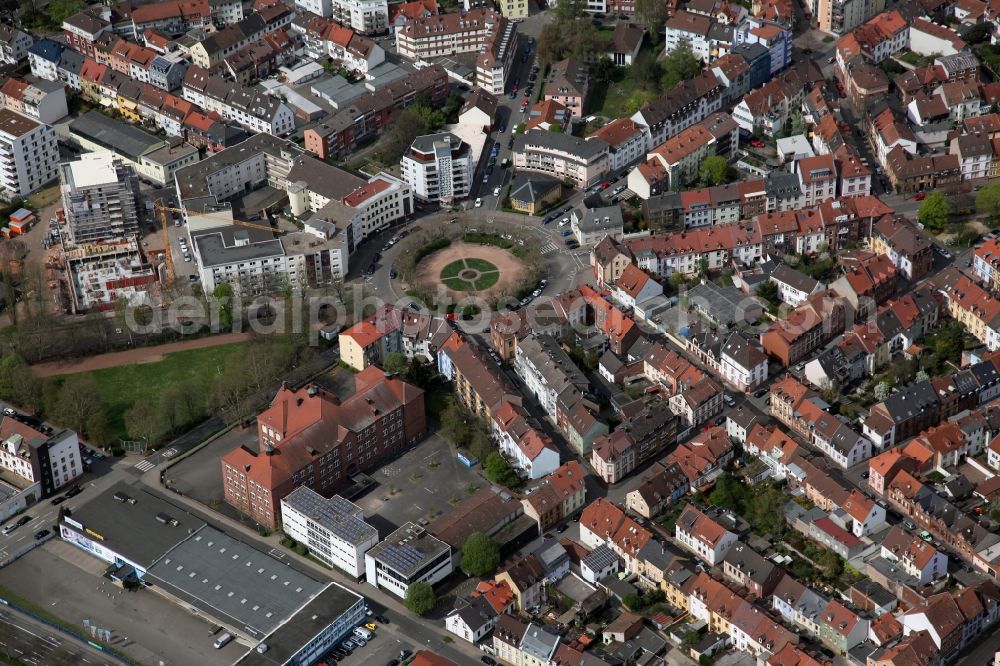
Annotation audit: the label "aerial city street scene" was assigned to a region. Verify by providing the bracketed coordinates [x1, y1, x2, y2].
[3, 0, 1000, 663]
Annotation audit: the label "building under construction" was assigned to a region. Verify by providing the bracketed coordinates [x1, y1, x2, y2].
[59, 152, 144, 244]
[65, 238, 157, 313]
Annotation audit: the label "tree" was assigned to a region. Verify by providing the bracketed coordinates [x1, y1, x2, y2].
[629, 54, 661, 92]
[460, 532, 501, 576]
[384, 352, 409, 375]
[699, 155, 732, 186]
[52, 376, 105, 437]
[816, 548, 843, 579]
[965, 22, 992, 45]
[873, 381, 890, 401]
[123, 399, 162, 446]
[213, 283, 234, 328]
[708, 474, 746, 511]
[468, 427, 494, 462]
[44, 0, 84, 25]
[756, 280, 780, 307]
[977, 182, 1000, 221]
[438, 398, 472, 445]
[404, 581, 436, 616]
[0, 355, 41, 412]
[918, 191, 949, 232]
[660, 43, 701, 90]
[484, 452, 521, 487]
[635, 0, 668, 36]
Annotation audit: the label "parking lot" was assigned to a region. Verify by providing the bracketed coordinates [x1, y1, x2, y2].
[321, 623, 420, 666]
[0, 542, 237, 666]
[353, 434, 487, 535]
[164, 423, 256, 522]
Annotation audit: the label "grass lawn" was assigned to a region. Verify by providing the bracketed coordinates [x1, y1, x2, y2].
[25, 183, 62, 209]
[442, 277, 468, 291]
[439, 260, 465, 280]
[57, 343, 245, 441]
[465, 258, 498, 272]
[472, 272, 500, 290]
[589, 48, 658, 119]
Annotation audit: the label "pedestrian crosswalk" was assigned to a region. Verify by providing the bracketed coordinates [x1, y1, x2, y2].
[134, 459, 155, 472]
[540, 242, 557, 255]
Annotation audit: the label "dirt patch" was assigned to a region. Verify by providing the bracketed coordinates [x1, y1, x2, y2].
[31, 332, 250, 377]
[414, 241, 525, 302]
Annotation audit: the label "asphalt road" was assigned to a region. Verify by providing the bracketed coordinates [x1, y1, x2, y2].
[0, 606, 116, 666]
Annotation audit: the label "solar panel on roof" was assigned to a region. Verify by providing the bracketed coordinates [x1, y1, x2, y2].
[380, 543, 425, 574]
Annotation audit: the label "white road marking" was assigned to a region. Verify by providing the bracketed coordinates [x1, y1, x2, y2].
[133, 460, 155, 472]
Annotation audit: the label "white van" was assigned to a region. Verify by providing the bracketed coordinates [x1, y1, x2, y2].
[213, 633, 233, 649]
[353, 627, 373, 640]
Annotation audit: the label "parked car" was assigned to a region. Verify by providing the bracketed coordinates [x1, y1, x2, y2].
[493, 186, 501, 197]
[475, 198, 483, 208]
[2, 408, 15, 417]
[34, 529, 48, 540]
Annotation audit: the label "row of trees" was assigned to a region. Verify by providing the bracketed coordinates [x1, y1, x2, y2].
[0, 333, 314, 447]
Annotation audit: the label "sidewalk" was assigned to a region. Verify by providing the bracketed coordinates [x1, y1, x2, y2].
[138, 469, 483, 664]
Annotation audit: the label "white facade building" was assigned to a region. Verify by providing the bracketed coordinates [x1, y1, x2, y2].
[0, 24, 33, 66]
[0, 109, 58, 199]
[401, 133, 473, 204]
[364, 522, 452, 598]
[719, 332, 768, 392]
[280, 487, 379, 578]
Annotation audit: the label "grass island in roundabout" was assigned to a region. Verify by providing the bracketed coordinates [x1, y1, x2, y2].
[439, 257, 501, 291]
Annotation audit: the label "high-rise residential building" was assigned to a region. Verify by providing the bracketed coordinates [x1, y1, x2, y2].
[60, 151, 143, 243]
[0, 109, 59, 199]
[294, 0, 387, 34]
[401, 132, 473, 204]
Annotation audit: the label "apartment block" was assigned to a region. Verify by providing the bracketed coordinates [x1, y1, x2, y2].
[59, 151, 143, 243]
[0, 109, 59, 199]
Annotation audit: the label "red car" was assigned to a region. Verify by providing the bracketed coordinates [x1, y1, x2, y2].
[913, 192, 926, 201]
[600, 181, 610, 189]
[446, 312, 457, 320]
[750, 139, 765, 148]
[512, 84, 518, 93]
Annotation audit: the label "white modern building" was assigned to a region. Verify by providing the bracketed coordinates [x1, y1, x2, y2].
[0, 109, 58, 199]
[296, 0, 388, 34]
[512, 130, 610, 189]
[176, 134, 412, 293]
[280, 487, 379, 578]
[364, 522, 452, 598]
[59, 152, 143, 243]
[401, 133, 473, 205]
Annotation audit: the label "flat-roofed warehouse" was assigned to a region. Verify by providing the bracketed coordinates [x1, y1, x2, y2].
[60, 482, 366, 662]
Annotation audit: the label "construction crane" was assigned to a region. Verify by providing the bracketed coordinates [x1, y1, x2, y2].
[151, 201, 280, 283]
[153, 198, 177, 282]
